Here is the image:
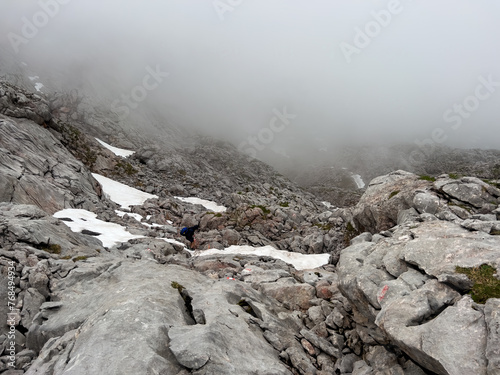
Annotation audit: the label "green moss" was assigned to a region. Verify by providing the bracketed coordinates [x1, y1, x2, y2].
[448, 173, 460, 179]
[171, 281, 185, 293]
[115, 161, 137, 175]
[82, 145, 97, 169]
[250, 205, 271, 215]
[343, 222, 360, 247]
[171, 281, 193, 318]
[389, 190, 400, 199]
[313, 223, 333, 231]
[237, 299, 258, 318]
[455, 265, 500, 304]
[490, 229, 500, 236]
[279, 201, 289, 207]
[483, 179, 500, 189]
[60, 255, 72, 260]
[447, 202, 473, 213]
[40, 243, 61, 254]
[61, 123, 81, 146]
[59, 124, 96, 169]
[72, 256, 88, 262]
[419, 175, 436, 182]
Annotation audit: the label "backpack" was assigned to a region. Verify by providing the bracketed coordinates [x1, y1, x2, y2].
[180, 227, 188, 236]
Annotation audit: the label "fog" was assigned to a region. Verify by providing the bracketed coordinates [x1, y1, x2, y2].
[2, 0, 500, 166]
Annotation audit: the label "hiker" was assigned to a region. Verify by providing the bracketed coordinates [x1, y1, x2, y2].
[180, 224, 199, 249]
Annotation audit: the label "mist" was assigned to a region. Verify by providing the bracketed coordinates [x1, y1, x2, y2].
[2, 0, 500, 167]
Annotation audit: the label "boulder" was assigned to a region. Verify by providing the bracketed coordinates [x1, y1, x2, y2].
[0, 203, 104, 258]
[439, 177, 500, 209]
[485, 299, 500, 375]
[260, 278, 316, 310]
[337, 218, 500, 375]
[0, 116, 101, 214]
[351, 170, 430, 233]
[24, 258, 302, 374]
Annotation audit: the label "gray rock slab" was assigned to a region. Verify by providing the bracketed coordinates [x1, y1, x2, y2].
[485, 298, 500, 375]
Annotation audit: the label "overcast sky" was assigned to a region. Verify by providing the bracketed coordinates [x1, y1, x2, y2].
[2, 0, 500, 156]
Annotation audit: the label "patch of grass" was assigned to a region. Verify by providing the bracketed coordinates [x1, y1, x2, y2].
[343, 222, 360, 247]
[447, 202, 473, 213]
[60, 255, 72, 260]
[72, 256, 88, 262]
[490, 229, 500, 236]
[39, 243, 61, 254]
[455, 264, 500, 304]
[82, 146, 97, 169]
[313, 223, 333, 231]
[389, 190, 400, 199]
[250, 205, 271, 215]
[448, 173, 460, 179]
[483, 179, 500, 189]
[279, 201, 289, 208]
[419, 175, 436, 182]
[59, 124, 96, 169]
[115, 161, 137, 175]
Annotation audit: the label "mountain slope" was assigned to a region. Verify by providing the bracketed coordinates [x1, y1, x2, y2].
[1, 81, 500, 375]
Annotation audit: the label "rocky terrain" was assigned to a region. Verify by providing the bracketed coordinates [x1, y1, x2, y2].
[0, 80, 499, 375]
[281, 143, 500, 208]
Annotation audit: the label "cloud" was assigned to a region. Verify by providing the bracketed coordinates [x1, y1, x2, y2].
[1, 0, 499, 160]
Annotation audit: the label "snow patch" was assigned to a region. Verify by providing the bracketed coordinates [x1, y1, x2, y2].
[115, 210, 143, 223]
[115, 210, 167, 229]
[142, 222, 164, 229]
[194, 245, 330, 270]
[54, 209, 144, 248]
[322, 201, 334, 209]
[158, 237, 187, 248]
[92, 173, 158, 209]
[351, 174, 365, 189]
[175, 196, 227, 213]
[28, 76, 44, 92]
[95, 138, 135, 157]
